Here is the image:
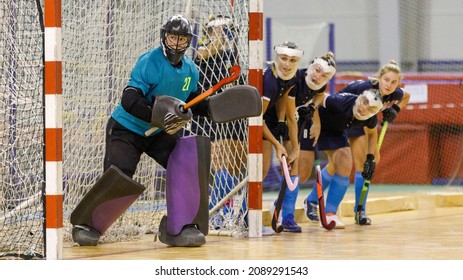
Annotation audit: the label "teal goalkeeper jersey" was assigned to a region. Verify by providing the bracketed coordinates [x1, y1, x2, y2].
[112, 46, 199, 136]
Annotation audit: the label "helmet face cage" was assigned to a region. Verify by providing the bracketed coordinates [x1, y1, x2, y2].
[161, 15, 193, 65]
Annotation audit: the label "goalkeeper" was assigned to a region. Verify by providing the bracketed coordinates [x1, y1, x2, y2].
[70, 15, 260, 247]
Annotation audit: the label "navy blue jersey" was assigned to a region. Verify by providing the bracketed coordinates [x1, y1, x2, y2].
[264, 68, 324, 126]
[262, 65, 298, 110]
[316, 93, 377, 151]
[340, 79, 404, 104]
[320, 93, 377, 132]
[341, 79, 402, 138]
[263, 65, 298, 128]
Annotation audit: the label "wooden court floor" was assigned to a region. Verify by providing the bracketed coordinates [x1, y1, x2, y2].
[64, 191, 463, 260]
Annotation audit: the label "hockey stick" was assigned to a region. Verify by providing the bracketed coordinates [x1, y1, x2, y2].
[355, 121, 389, 224]
[271, 115, 307, 233]
[271, 136, 288, 233]
[144, 65, 241, 136]
[280, 155, 299, 191]
[279, 121, 299, 191]
[314, 146, 336, 230]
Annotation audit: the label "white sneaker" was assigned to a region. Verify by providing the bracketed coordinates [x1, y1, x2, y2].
[262, 225, 275, 236]
[320, 214, 345, 229]
[268, 200, 281, 224]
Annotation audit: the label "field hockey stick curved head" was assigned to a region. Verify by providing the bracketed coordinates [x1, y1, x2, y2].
[279, 155, 299, 191]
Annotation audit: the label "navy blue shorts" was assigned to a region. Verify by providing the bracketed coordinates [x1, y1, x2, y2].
[299, 119, 315, 151]
[347, 126, 365, 138]
[317, 129, 350, 151]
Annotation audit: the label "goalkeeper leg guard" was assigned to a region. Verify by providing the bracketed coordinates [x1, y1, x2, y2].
[70, 166, 146, 246]
[158, 136, 210, 247]
[281, 176, 301, 233]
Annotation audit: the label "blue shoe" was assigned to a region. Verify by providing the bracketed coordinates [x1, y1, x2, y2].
[303, 198, 319, 222]
[282, 217, 302, 233]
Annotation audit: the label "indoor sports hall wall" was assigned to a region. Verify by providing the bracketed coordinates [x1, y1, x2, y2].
[262, 0, 463, 187]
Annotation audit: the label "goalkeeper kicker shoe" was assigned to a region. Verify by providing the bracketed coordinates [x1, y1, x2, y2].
[72, 225, 101, 246]
[303, 198, 319, 222]
[158, 215, 206, 247]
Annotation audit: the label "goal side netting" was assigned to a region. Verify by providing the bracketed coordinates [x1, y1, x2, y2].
[1, 0, 251, 259]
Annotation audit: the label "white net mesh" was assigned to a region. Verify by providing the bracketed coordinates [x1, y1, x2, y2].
[61, 0, 251, 246]
[0, 0, 44, 259]
[0, 0, 251, 259]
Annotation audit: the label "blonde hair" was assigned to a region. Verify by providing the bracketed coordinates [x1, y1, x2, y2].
[319, 51, 336, 68]
[378, 60, 401, 78]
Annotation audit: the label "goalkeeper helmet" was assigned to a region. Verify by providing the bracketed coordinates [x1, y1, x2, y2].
[161, 15, 193, 65]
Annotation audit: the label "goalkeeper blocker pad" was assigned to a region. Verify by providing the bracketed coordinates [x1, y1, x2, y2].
[70, 165, 146, 235]
[208, 85, 262, 123]
[165, 135, 211, 237]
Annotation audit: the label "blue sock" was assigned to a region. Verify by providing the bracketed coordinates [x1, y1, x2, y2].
[354, 172, 368, 212]
[210, 168, 237, 210]
[307, 167, 332, 204]
[325, 173, 349, 214]
[282, 175, 300, 220]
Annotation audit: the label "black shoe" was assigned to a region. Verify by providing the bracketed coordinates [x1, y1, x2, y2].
[72, 225, 101, 246]
[356, 211, 371, 225]
[158, 215, 205, 247]
[303, 199, 319, 222]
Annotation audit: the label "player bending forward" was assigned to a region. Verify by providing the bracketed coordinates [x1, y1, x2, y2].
[305, 90, 383, 228]
[70, 15, 260, 247]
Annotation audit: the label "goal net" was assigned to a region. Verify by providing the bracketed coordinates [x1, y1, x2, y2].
[1, 0, 251, 259]
[0, 1, 44, 259]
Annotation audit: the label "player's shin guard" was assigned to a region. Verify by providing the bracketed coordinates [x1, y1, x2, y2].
[282, 176, 301, 232]
[282, 176, 300, 220]
[70, 166, 146, 246]
[158, 135, 210, 247]
[307, 167, 332, 204]
[325, 173, 349, 214]
[354, 172, 371, 225]
[354, 172, 368, 211]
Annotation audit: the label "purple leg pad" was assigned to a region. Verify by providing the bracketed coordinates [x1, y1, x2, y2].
[91, 194, 141, 234]
[166, 136, 210, 236]
[70, 165, 145, 235]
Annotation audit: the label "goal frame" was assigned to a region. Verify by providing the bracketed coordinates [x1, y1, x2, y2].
[41, 0, 263, 260]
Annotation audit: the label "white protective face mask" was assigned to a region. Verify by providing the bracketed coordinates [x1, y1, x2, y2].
[305, 58, 336, 90]
[273, 42, 304, 80]
[352, 90, 383, 120]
